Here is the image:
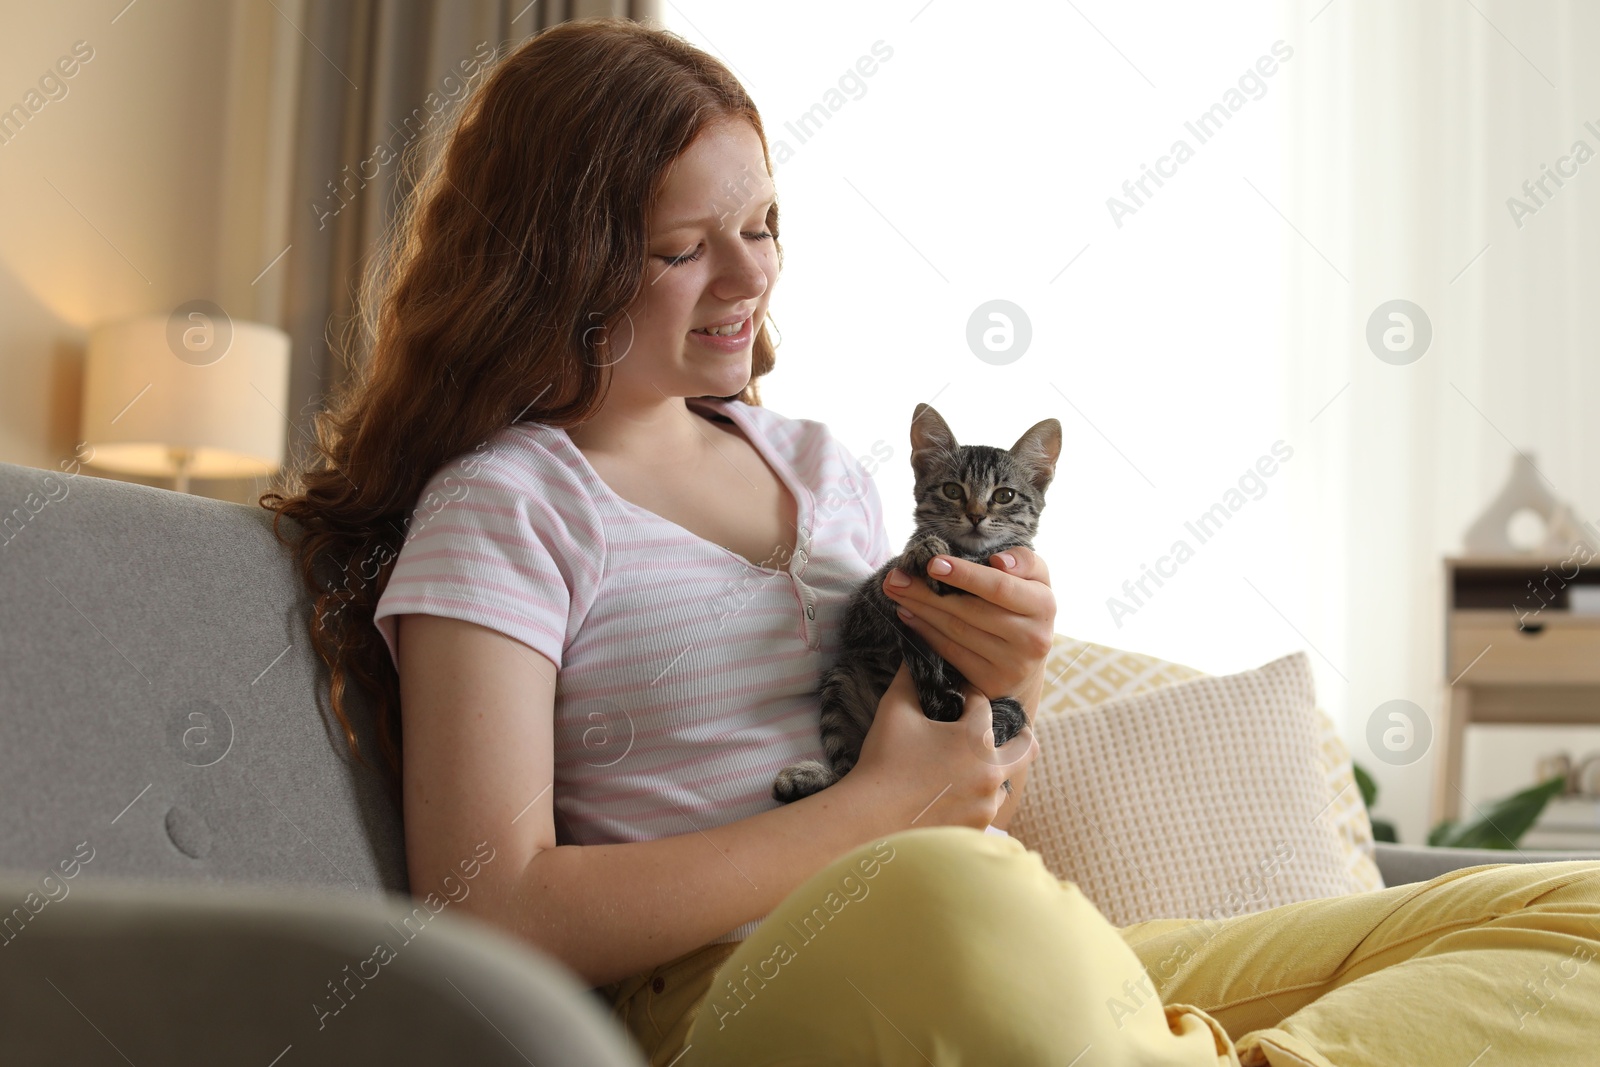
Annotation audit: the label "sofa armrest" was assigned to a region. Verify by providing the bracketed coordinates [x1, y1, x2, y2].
[0, 872, 644, 1066]
[1375, 842, 1600, 886]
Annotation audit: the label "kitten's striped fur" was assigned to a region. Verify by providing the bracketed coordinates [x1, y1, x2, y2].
[772, 404, 1062, 804]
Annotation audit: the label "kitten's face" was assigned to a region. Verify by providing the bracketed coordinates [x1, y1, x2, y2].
[907, 405, 1063, 553]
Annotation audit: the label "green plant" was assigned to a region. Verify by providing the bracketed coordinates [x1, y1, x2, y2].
[1427, 775, 1568, 849]
[1352, 762, 1398, 843]
[1355, 760, 1567, 849]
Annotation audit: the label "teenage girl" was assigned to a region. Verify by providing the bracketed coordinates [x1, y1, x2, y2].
[264, 18, 1600, 1067]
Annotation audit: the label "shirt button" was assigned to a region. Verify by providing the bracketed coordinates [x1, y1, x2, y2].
[651, 976, 665, 993]
[806, 604, 815, 620]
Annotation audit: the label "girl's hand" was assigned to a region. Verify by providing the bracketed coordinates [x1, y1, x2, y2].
[847, 659, 1037, 831]
[881, 545, 1056, 712]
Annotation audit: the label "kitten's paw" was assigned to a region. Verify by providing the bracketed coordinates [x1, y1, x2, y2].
[904, 536, 950, 577]
[773, 760, 836, 803]
[903, 536, 954, 596]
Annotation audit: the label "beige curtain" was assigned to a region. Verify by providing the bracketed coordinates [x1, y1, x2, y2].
[237, 0, 660, 480]
[1281, 0, 1600, 843]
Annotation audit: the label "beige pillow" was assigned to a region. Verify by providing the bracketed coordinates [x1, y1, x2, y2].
[1012, 651, 1365, 926]
[1026, 635, 1384, 894]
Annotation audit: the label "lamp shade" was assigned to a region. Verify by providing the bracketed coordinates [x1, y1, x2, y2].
[81, 312, 291, 479]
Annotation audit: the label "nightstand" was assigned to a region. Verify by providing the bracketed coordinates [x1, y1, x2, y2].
[1436, 556, 1600, 823]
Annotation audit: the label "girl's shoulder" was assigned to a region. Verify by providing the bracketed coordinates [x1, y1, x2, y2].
[401, 421, 608, 549]
[692, 396, 841, 461]
[436, 419, 594, 496]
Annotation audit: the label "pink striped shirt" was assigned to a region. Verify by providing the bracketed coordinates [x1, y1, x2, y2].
[373, 396, 892, 943]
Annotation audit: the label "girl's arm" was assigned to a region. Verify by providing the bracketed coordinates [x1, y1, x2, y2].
[397, 613, 1018, 989]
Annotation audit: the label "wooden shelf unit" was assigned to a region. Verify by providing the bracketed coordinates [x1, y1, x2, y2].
[1435, 556, 1600, 823]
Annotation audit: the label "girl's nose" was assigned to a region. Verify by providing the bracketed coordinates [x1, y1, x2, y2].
[715, 241, 769, 299]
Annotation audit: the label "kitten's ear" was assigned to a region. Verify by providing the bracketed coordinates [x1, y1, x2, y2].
[909, 404, 958, 482]
[1010, 418, 1062, 495]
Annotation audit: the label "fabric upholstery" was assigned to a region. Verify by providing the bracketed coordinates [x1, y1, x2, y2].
[0, 871, 644, 1065]
[1375, 841, 1600, 885]
[1024, 634, 1386, 894]
[1012, 651, 1364, 925]
[0, 461, 405, 894]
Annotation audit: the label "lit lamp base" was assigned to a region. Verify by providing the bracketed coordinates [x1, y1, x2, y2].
[80, 313, 292, 500]
[168, 446, 196, 495]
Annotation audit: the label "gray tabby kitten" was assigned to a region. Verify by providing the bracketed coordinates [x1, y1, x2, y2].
[772, 403, 1062, 803]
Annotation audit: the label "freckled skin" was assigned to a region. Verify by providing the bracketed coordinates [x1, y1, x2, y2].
[772, 405, 1062, 803]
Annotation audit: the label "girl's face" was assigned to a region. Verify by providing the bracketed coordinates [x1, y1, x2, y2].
[609, 119, 778, 402]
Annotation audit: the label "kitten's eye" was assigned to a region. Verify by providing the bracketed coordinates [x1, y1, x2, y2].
[941, 483, 964, 500]
[992, 488, 1016, 504]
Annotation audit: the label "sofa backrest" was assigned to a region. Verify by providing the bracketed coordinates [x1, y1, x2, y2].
[0, 461, 408, 898]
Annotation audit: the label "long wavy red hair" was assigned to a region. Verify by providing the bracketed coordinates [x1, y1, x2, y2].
[259, 17, 783, 809]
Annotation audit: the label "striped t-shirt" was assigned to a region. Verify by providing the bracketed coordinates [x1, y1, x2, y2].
[372, 395, 893, 943]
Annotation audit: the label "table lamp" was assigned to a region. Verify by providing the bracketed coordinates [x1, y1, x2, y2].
[80, 311, 291, 494]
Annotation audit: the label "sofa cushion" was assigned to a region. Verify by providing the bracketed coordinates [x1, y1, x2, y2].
[1026, 634, 1384, 894]
[1013, 650, 1366, 925]
[0, 871, 642, 1065]
[0, 461, 406, 896]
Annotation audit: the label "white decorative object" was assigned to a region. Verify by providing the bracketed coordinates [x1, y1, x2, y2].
[1462, 452, 1599, 556]
[1506, 507, 1548, 552]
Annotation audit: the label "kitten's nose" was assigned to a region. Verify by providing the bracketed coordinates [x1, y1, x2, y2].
[967, 514, 984, 528]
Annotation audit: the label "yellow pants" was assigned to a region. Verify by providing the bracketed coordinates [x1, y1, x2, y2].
[596, 826, 1600, 1066]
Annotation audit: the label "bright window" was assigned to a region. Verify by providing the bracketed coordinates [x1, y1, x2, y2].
[662, 1, 1297, 678]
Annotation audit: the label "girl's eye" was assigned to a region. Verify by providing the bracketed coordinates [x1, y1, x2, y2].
[992, 488, 1016, 504]
[941, 482, 964, 500]
[658, 231, 775, 268]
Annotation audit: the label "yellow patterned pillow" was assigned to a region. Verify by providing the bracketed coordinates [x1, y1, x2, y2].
[1016, 634, 1384, 893]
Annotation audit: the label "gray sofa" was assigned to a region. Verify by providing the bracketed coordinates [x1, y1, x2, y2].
[3, 460, 1595, 1063]
[0, 461, 643, 1065]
